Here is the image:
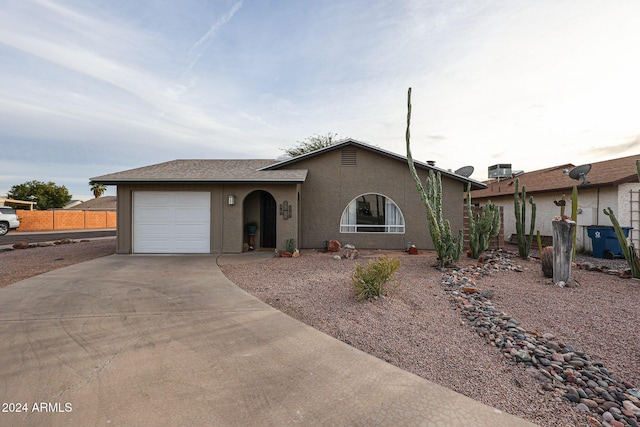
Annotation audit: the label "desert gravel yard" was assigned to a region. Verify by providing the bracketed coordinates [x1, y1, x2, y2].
[0, 238, 116, 288]
[2, 240, 638, 427]
[220, 249, 640, 427]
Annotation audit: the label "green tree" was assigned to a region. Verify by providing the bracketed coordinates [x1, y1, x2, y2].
[90, 181, 107, 198]
[281, 132, 338, 157]
[7, 180, 72, 210]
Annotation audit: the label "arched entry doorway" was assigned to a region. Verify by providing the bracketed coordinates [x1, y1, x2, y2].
[243, 190, 276, 249]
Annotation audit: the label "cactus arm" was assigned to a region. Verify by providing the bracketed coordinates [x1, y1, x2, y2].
[571, 186, 578, 261]
[604, 207, 640, 278]
[514, 178, 536, 259]
[405, 88, 428, 207]
[527, 196, 536, 255]
[467, 183, 478, 258]
[537, 230, 543, 255]
[405, 88, 461, 267]
[522, 185, 527, 255]
[514, 179, 523, 257]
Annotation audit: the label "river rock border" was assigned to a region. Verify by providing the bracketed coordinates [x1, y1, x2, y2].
[440, 251, 640, 427]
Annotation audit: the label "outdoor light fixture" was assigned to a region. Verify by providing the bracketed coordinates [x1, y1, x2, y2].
[279, 201, 292, 220]
[228, 195, 236, 205]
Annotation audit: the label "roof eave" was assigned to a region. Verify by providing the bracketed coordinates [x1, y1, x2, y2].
[260, 138, 486, 190]
[91, 178, 307, 185]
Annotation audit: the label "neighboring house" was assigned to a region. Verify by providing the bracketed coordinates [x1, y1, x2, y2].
[91, 139, 486, 254]
[471, 154, 640, 252]
[64, 200, 84, 209]
[66, 196, 117, 211]
[0, 197, 37, 210]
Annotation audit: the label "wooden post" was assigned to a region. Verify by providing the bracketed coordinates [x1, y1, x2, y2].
[552, 220, 575, 284]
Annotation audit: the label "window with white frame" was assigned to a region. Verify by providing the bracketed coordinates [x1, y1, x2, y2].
[340, 194, 405, 233]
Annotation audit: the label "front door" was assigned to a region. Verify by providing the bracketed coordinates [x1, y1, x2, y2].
[260, 192, 276, 248]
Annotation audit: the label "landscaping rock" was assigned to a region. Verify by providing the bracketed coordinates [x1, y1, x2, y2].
[12, 242, 30, 249]
[440, 250, 640, 426]
[342, 244, 359, 259]
[327, 240, 341, 252]
[623, 400, 640, 415]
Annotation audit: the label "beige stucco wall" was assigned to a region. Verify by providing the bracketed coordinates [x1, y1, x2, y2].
[474, 186, 627, 252]
[280, 147, 466, 250]
[115, 183, 299, 254]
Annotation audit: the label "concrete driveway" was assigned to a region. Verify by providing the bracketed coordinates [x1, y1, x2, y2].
[0, 255, 537, 426]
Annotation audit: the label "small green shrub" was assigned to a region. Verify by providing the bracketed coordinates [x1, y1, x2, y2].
[286, 238, 295, 253]
[351, 256, 400, 300]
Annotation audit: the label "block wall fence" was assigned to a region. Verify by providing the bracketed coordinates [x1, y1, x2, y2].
[15, 211, 116, 232]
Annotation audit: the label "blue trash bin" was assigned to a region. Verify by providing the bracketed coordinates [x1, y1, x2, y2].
[586, 225, 632, 259]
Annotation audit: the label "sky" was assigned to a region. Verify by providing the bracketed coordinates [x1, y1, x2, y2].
[2, 0, 640, 201]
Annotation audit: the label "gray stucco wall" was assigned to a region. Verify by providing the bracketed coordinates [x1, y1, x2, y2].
[115, 183, 299, 254]
[280, 146, 466, 250]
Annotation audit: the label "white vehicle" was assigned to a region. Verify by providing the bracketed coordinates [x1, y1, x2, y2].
[0, 206, 20, 235]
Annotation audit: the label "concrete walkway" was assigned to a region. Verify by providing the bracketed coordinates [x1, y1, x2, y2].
[0, 255, 538, 426]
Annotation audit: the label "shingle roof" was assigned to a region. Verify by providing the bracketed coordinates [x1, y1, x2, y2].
[66, 196, 117, 210]
[91, 159, 308, 184]
[472, 153, 640, 199]
[90, 139, 487, 190]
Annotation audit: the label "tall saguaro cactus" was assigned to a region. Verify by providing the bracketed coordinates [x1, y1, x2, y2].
[406, 88, 462, 267]
[514, 178, 537, 259]
[571, 185, 578, 261]
[467, 183, 501, 258]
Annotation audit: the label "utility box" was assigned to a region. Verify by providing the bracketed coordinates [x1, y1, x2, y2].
[586, 225, 632, 259]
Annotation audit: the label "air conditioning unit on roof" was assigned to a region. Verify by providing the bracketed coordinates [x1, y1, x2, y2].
[488, 164, 512, 179]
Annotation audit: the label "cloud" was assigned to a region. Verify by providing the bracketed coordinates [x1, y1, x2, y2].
[586, 135, 640, 158]
[184, 1, 243, 75]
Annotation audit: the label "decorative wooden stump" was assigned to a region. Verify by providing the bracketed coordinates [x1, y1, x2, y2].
[552, 220, 575, 284]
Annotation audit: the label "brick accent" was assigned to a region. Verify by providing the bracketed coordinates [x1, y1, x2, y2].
[15, 210, 117, 232]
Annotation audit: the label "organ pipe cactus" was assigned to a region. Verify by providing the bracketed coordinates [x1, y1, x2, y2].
[466, 183, 501, 258]
[405, 88, 462, 267]
[603, 207, 640, 278]
[602, 159, 640, 278]
[514, 178, 537, 259]
[604, 160, 640, 279]
[571, 186, 578, 261]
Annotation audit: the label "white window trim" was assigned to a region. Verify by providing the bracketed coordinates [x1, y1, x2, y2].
[339, 193, 405, 234]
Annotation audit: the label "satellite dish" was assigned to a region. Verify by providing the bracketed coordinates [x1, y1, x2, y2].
[568, 164, 591, 185]
[455, 165, 474, 178]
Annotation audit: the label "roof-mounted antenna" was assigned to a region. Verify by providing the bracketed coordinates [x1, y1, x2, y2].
[567, 164, 591, 186]
[454, 165, 474, 178]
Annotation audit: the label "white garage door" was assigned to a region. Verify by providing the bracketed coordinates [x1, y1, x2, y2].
[133, 191, 210, 254]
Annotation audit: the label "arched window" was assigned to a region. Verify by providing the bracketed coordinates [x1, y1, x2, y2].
[340, 194, 405, 233]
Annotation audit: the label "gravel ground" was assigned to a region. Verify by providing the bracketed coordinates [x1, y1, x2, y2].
[220, 249, 640, 427]
[0, 238, 116, 288]
[2, 240, 637, 426]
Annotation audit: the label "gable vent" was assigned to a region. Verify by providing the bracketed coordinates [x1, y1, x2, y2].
[341, 148, 357, 166]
